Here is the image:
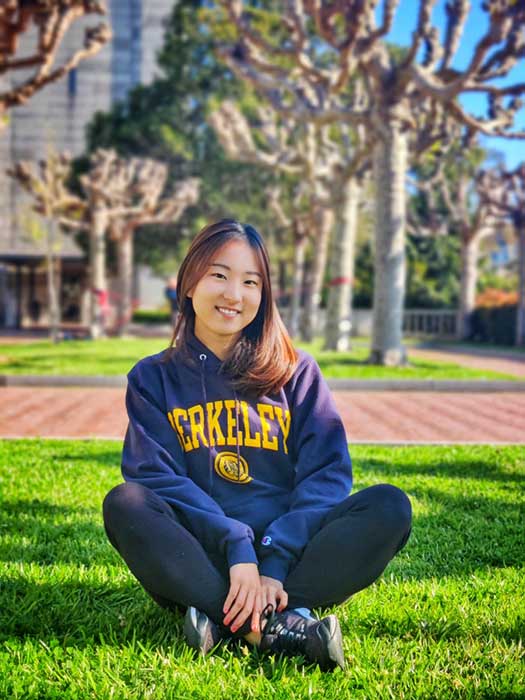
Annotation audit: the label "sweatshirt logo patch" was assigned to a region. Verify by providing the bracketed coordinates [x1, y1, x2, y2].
[214, 452, 252, 485]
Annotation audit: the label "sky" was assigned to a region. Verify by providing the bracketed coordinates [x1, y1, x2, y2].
[382, 0, 525, 169]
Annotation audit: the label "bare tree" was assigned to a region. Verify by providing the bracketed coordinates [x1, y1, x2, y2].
[210, 100, 328, 340]
[0, 0, 110, 124]
[266, 183, 310, 338]
[478, 164, 525, 346]
[67, 149, 199, 339]
[7, 151, 84, 341]
[216, 0, 525, 364]
[210, 99, 369, 345]
[107, 161, 200, 335]
[408, 132, 500, 339]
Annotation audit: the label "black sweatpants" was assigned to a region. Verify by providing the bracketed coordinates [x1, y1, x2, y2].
[103, 482, 412, 635]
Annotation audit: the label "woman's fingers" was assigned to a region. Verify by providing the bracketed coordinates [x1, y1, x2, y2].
[222, 581, 240, 617]
[250, 592, 262, 633]
[275, 588, 288, 612]
[230, 589, 255, 632]
[223, 585, 248, 625]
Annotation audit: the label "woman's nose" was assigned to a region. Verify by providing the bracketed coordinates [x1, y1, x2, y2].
[223, 279, 242, 302]
[224, 284, 241, 301]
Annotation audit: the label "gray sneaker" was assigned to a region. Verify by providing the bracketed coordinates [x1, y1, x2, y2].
[183, 607, 224, 654]
[260, 607, 345, 671]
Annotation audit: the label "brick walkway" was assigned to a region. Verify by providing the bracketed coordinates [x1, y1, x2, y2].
[1, 386, 524, 444]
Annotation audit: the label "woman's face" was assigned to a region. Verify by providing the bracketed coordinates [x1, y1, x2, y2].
[188, 239, 263, 358]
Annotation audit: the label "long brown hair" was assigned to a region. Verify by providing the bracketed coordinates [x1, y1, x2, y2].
[164, 219, 298, 395]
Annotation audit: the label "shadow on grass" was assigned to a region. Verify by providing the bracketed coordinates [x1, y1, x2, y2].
[0, 500, 119, 566]
[0, 578, 185, 649]
[355, 455, 525, 485]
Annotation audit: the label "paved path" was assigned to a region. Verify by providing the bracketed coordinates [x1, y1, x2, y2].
[1, 386, 524, 444]
[408, 346, 525, 378]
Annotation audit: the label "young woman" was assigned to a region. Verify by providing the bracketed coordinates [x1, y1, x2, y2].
[103, 219, 412, 671]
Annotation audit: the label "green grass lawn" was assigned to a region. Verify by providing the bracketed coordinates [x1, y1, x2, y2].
[1, 440, 523, 699]
[0, 338, 518, 380]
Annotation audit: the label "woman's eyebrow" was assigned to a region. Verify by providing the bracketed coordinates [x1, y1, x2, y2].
[210, 262, 262, 277]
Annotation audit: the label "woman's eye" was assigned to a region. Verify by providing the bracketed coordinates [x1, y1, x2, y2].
[245, 279, 259, 286]
[212, 272, 226, 280]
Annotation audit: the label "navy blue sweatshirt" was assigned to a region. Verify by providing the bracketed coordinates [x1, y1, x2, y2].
[121, 334, 352, 582]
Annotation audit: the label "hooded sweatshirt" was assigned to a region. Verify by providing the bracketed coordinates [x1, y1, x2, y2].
[121, 333, 352, 583]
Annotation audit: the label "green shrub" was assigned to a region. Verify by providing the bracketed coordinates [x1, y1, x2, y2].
[132, 309, 170, 324]
[470, 304, 516, 345]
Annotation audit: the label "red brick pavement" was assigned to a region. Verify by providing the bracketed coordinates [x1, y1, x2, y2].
[1, 386, 524, 444]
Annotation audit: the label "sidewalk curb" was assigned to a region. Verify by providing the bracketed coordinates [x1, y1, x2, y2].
[2, 374, 525, 391]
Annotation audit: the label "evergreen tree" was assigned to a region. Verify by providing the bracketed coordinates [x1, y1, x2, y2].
[83, 0, 275, 275]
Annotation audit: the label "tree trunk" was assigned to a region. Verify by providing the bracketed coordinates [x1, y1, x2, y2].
[301, 207, 334, 342]
[324, 176, 360, 350]
[89, 204, 108, 339]
[516, 224, 525, 346]
[457, 232, 480, 340]
[369, 120, 408, 365]
[288, 227, 307, 339]
[117, 228, 134, 336]
[46, 217, 61, 343]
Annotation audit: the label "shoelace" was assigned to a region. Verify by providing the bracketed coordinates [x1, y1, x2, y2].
[260, 604, 308, 654]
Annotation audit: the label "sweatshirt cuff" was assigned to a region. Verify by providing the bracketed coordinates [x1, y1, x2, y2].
[258, 554, 291, 583]
[227, 539, 258, 568]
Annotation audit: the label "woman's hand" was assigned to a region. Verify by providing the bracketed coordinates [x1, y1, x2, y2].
[260, 575, 288, 613]
[223, 563, 262, 634]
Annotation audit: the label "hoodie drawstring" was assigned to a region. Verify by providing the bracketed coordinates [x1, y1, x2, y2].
[199, 352, 242, 492]
[233, 388, 241, 475]
[199, 353, 214, 495]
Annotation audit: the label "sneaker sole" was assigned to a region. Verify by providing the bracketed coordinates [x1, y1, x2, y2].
[319, 615, 345, 670]
[183, 607, 222, 654]
[183, 607, 205, 652]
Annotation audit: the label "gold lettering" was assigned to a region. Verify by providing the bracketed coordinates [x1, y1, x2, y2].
[241, 401, 261, 448]
[170, 408, 193, 452]
[207, 401, 226, 447]
[188, 405, 209, 449]
[274, 406, 291, 455]
[258, 403, 278, 451]
[224, 399, 243, 446]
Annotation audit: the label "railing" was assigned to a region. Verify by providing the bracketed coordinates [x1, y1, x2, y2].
[402, 309, 458, 338]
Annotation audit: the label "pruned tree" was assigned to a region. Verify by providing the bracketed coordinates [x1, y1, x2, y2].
[0, 0, 110, 125]
[478, 164, 525, 346]
[210, 99, 369, 346]
[408, 130, 500, 339]
[7, 150, 84, 341]
[266, 183, 310, 337]
[107, 161, 200, 335]
[216, 0, 525, 364]
[66, 148, 200, 338]
[209, 101, 332, 340]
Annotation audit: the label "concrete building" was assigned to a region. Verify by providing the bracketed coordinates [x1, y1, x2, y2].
[0, 1, 173, 329]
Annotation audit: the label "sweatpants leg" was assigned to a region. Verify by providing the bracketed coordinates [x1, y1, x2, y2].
[103, 482, 230, 629]
[284, 483, 412, 609]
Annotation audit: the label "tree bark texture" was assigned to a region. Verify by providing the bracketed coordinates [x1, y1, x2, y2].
[117, 229, 134, 337]
[288, 230, 307, 339]
[301, 207, 334, 342]
[324, 177, 360, 351]
[89, 204, 108, 339]
[457, 233, 480, 340]
[46, 217, 62, 343]
[370, 121, 408, 366]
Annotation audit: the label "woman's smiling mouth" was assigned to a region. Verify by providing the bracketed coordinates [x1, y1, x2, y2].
[216, 306, 240, 317]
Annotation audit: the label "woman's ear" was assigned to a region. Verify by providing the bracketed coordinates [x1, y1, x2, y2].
[187, 289, 193, 299]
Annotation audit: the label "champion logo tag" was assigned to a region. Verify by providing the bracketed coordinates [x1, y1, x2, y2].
[261, 536, 272, 546]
